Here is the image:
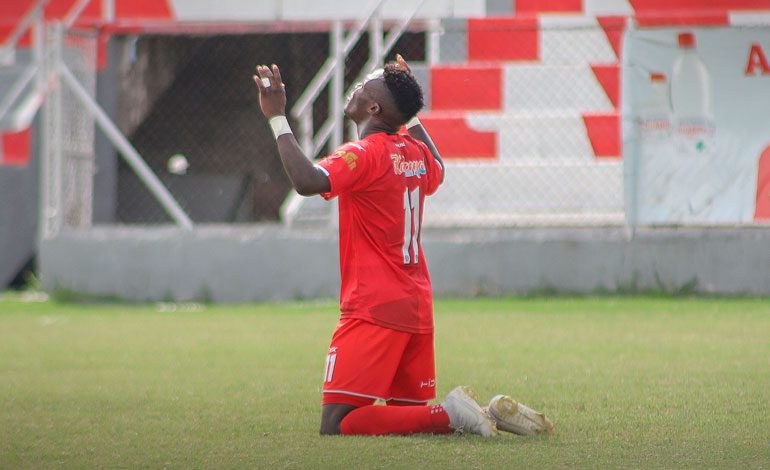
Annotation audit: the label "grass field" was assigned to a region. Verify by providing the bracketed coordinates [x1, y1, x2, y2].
[1, 295, 769, 468]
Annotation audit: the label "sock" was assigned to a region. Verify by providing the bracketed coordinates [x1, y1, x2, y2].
[339, 404, 453, 435]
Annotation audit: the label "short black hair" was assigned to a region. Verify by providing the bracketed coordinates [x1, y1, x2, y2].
[382, 64, 424, 122]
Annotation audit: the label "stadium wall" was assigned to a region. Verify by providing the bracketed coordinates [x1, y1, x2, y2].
[16, 0, 770, 298]
[0, 118, 39, 287]
[38, 227, 770, 301]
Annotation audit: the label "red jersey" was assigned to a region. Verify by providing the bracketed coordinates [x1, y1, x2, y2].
[316, 132, 443, 334]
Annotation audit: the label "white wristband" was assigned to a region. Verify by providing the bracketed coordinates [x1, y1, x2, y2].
[406, 116, 421, 129]
[269, 115, 292, 139]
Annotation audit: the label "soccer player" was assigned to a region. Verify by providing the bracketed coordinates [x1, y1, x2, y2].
[253, 55, 553, 437]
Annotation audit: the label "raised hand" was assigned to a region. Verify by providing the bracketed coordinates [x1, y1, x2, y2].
[253, 64, 287, 118]
[395, 54, 412, 75]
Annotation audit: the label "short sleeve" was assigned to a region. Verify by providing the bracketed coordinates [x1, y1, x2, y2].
[316, 142, 372, 200]
[418, 140, 443, 196]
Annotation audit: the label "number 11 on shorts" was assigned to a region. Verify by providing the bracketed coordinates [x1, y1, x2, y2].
[402, 187, 420, 265]
[323, 352, 337, 382]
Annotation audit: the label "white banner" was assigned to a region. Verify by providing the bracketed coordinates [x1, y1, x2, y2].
[623, 26, 770, 224]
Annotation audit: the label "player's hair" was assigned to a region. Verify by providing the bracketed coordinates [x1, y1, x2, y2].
[382, 64, 424, 123]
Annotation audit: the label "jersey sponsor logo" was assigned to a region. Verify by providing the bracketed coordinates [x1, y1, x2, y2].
[332, 150, 358, 170]
[419, 378, 436, 389]
[391, 154, 427, 178]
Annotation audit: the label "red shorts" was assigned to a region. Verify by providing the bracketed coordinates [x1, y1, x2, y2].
[321, 318, 436, 406]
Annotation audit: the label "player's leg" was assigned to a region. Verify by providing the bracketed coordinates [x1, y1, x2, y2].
[389, 332, 496, 436]
[338, 331, 497, 436]
[384, 398, 453, 433]
[319, 320, 496, 436]
[332, 326, 445, 435]
[338, 390, 496, 436]
[338, 401, 453, 435]
[319, 405, 356, 435]
[319, 319, 409, 435]
[319, 392, 373, 435]
[375, 330, 455, 433]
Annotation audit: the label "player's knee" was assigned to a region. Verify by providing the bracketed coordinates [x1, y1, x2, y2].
[319, 412, 346, 435]
[318, 419, 341, 435]
[319, 404, 356, 436]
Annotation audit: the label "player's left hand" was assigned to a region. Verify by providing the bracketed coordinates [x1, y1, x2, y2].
[253, 64, 287, 118]
[395, 54, 412, 75]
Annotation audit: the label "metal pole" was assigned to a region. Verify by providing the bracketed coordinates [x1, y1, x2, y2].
[623, 16, 637, 236]
[427, 19, 441, 66]
[58, 62, 194, 230]
[102, 0, 115, 23]
[340, 0, 425, 106]
[40, 24, 56, 240]
[63, 0, 92, 29]
[330, 20, 344, 152]
[50, 23, 64, 237]
[300, 113, 313, 157]
[290, 0, 384, 119]
[32, 6, 44, 91]
[0, 67, 37, 125]
[35, 15, 55, 239]
[370, 16, 383, 69]
[0, 0, 48, 65]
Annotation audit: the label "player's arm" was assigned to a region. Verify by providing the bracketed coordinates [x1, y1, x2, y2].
[395, 54, 445, 183]
[253, 64, 330, 196]
[406, 117, 444, 183]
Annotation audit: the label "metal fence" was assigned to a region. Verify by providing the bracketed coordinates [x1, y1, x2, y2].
[41, 24, 97, 239]
[42, 16, 628, 233]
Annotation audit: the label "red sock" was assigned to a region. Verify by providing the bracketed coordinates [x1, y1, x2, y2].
[339, 404, 453, 435]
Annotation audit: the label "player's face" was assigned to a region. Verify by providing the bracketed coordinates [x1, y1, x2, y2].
[344, 82, 365, 119]
[344, 69, 384, 122]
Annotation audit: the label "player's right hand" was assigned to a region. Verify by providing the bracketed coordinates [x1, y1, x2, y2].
[253, 64, 287, 119]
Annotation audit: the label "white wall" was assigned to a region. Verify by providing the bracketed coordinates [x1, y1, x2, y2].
[167, 0, 485, 21]
[39, 226, 770, 301]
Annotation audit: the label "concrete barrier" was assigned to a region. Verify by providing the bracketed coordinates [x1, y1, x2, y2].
[39, 225, 770, 302]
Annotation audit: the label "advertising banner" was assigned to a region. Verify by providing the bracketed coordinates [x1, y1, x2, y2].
[623, 26, 770, 224]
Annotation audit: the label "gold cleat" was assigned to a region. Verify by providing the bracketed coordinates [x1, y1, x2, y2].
[487, 394, 555, 436]
[443, 386, 500, 437]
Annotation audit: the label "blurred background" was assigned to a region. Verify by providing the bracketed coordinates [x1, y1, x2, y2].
[2, 0, 769, 299]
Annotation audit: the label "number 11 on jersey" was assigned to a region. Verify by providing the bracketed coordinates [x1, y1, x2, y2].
[402, 187, 421, 264]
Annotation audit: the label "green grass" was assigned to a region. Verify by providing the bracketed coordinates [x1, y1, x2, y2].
[1, 295, 769, 468]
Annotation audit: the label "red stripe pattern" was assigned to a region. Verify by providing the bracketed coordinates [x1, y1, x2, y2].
[515, 0, 583, 14]
[467, 18, 539, 62]
[582, 113, 620, 159]
[1, 129, 31, 166]
[430, 65, 503, 111]
[590, 64, 620, 109]
[419, 115, 496, 159]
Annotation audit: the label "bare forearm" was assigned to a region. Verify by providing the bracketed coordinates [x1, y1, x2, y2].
[408, 124, 445, 182]
[253, 64, 330, 196]
[275, 133, 330, 196]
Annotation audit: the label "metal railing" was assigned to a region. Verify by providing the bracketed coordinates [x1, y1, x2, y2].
[289, 0, 427, 158]
[58, 60, 193, 229]
[283, 0, 427, 228]
[40, 22, 194, 237]
[0, 0, 46, 131]
[0, 0, 48, 66]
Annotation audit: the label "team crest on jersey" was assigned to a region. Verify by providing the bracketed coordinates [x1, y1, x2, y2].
[390, 154, 426, 178]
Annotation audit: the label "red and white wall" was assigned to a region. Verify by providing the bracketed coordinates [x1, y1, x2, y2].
[416, 0, 770, 163]
[3, 0, 770, 222]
